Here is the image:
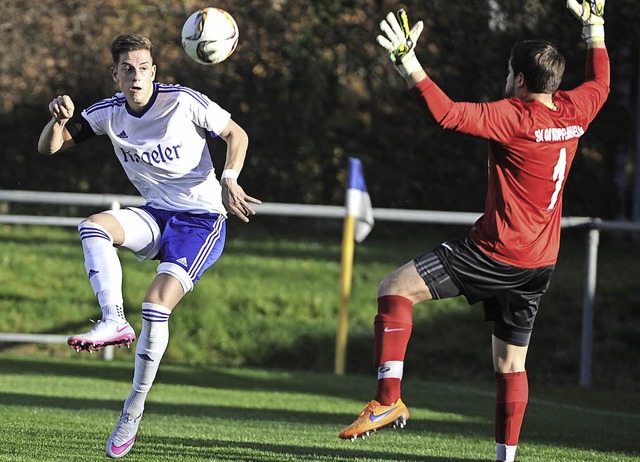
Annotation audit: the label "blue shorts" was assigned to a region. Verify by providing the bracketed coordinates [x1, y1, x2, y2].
[137, 205, 226, 292]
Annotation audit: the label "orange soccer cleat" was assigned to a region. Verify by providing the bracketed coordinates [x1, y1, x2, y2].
[338, 399, 410, 441]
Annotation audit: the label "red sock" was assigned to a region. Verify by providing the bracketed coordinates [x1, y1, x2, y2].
[495, 371, 529, 446]
[374, 295, 413, 406]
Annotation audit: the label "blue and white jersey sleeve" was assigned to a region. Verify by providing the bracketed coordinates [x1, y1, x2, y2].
[81, 83, 233, 215]
[81, 95, 127, 136]
[177, 86, 231, 138]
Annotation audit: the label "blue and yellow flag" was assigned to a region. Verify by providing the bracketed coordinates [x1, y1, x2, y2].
[345, 157, 374, 242]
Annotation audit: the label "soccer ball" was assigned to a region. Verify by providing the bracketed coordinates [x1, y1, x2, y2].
[181, 7, 239, 65]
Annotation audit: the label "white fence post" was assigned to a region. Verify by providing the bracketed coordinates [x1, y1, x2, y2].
[102, 346, 115, 361]
[579, 223, 601, 388]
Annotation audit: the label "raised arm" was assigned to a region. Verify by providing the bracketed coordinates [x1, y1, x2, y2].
[567, 0, 605, 49]
[37, 95, 77, 155]
[376, 9, 427, 88]
[567, 0, 609, 89]
[376, 9, 455, 124]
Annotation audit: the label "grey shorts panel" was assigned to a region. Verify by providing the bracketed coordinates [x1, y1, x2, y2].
[413, 237, 554, 347]
[413, 252, 460, 300]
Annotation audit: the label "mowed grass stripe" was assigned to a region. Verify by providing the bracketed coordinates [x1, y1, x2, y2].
[0, 355, 638, 462]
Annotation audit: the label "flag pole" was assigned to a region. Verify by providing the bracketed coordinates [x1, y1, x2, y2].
[335, 213, 356, 375]
[335, 157, 373, 376]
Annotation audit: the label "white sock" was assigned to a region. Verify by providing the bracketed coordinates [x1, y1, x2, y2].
[496, 443, 517, 462]
[101, 304, 126, 323]
[78, 221, 123, 314]
[122, 303, 171, 417]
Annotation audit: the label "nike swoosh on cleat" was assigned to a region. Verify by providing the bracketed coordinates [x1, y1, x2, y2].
[116, 325, 130, 333]
[110, 436, 135, 455]
[369, 406, 400, 423]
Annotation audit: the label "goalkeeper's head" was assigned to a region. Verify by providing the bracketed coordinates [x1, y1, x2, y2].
[508, 40, 566, 95]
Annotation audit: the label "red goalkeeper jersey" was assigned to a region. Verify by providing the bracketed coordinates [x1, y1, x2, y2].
[410, 47, 610, 268]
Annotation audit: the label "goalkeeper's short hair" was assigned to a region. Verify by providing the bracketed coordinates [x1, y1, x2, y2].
[510, 40, 566, 94]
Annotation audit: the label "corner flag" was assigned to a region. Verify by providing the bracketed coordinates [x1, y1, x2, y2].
[335, 157, 374, 375]
[345, 158, 374, 242]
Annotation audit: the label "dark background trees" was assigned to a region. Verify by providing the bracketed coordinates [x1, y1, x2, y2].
[2, 0, 639, 218]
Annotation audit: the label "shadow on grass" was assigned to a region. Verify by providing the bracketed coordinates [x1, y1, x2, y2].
[0, 390, 487, 434]
[1, 355, 639, 457]
[0, 390, 486, 461]
[137, 435, 485, 462]
[0, 352, 488, 412]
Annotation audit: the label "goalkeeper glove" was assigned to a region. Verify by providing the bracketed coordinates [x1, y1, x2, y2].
[567, 0, 605, 43]
[376, 9, 424, 78]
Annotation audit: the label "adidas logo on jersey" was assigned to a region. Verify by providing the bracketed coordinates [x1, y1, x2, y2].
[116, 130, 128, 139]
[177, 257, 188, 267]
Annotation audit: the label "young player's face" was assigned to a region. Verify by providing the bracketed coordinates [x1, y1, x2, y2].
[112, 49, 156, 112]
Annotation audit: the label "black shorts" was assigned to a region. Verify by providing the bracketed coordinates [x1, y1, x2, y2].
[413, 237, 554, 346]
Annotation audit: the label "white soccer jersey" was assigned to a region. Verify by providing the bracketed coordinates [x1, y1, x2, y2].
[81, 83, 231, 215]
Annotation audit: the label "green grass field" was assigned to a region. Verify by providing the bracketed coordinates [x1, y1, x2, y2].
[1, 221, 639, 389]
[0, 353, 638, 462]
[1, 221, 639, 460]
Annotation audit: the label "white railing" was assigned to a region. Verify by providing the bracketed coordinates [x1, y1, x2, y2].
[0, 189, 637, 386]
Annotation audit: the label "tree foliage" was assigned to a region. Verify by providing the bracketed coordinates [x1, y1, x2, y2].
[2, 0, 638, 218]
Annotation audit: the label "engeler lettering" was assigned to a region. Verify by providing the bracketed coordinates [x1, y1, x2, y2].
[120, 143, 182, 165]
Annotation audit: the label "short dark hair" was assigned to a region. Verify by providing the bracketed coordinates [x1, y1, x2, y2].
[510, 40, 565, 94]
[110, 34, 154, 64]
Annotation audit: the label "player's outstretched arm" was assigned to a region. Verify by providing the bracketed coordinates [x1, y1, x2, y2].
[376, 9, 427, 87]
[37, 95, 76, 155]
[218, 119, 262, 222]
[567, 0, 605, 48]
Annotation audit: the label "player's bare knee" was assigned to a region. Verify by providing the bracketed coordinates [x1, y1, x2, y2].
[77, 218, 114, 242]
[377, 276, 397, 297]
[377, 267, 434, 303]
[156, 263, 193, 297]
[80, 213, 124, 245]
[84, 213, 111, 227]
[144, 273, 185, 310]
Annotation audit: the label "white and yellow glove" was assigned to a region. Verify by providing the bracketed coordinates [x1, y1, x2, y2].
[376, 9, 424, 78]
[567, 0, 605, 43]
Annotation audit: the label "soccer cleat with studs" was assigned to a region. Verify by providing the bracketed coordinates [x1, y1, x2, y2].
[106, 411, 142, 459]
[67, 319, 136, 352]
[338, 398, 410, 441]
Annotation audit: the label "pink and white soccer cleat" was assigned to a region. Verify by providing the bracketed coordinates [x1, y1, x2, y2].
[67, 319, 135, 352]
[106, 411, 142, 459]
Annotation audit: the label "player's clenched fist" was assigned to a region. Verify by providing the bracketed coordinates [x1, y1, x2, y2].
[567, 0, 605, 43]
[49, 95, 75, 122]
[376, 9, 424, 78]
